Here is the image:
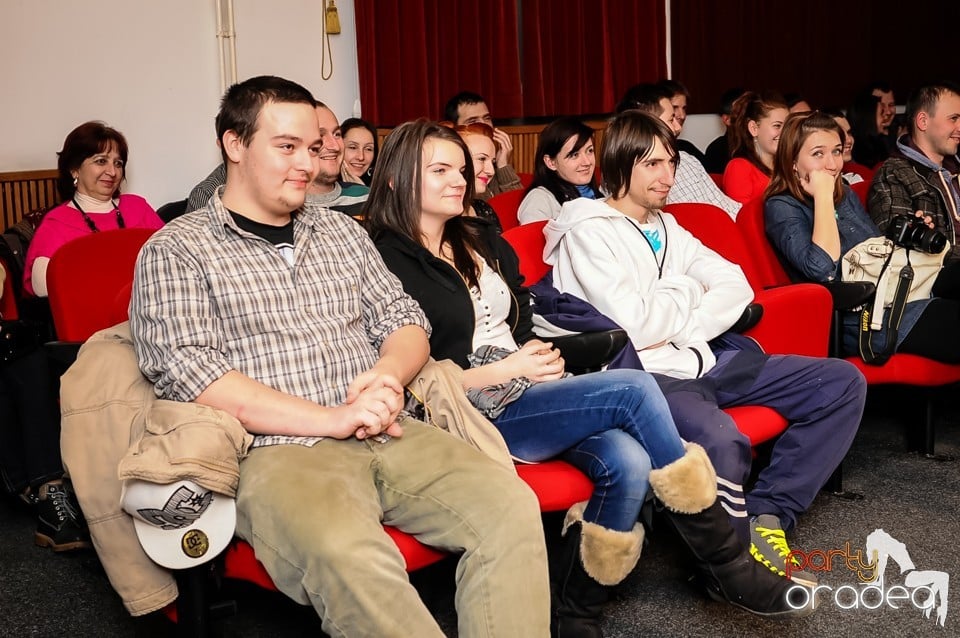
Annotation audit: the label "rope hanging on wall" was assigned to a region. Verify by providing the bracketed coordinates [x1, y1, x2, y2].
[320, 0, 338, 80]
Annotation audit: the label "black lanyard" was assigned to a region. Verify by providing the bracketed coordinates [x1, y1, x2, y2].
[72, 196, 125, 233]
[625, 213, 668, 280]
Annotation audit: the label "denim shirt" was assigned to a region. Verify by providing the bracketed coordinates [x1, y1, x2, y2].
[765, 187, 880, 282]
[765, 187, 927, 354]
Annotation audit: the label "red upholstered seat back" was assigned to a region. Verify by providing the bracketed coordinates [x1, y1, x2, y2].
[850, 180, 870, 208]
[663, 202, 767, 290]
[488, 189, 525, 232]
[501, 220, 550, 285]
[734, 196, 792, 288]
[46, 228, 156, 341]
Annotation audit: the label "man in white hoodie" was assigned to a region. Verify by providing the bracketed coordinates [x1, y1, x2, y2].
[616, 82, 740, 219]
[543, 110, 866, 586]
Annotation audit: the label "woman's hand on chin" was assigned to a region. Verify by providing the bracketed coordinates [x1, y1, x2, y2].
[802, 169, 836, 200]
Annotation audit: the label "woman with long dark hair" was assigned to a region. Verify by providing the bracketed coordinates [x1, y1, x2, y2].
[518, 117, 601, 224]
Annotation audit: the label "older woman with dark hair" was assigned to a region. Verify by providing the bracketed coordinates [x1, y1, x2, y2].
[518, 117, 601, 224]
[339, 117, 378, 185]
[23, 121, 162, 296]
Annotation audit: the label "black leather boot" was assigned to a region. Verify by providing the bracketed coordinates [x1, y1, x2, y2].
[551, 502, 644, 637]
[649, 443, 813, 618]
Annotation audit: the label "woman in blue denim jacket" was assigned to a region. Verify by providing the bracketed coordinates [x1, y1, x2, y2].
[764, 111, 960, 362]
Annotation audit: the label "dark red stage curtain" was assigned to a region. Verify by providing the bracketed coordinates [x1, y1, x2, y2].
[355, 0, 523, 126]
[521, 0, 666, 117]
[671, 0, 960, 114]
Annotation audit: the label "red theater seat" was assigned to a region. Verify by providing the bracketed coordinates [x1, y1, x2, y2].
[488, 189, 525, 232]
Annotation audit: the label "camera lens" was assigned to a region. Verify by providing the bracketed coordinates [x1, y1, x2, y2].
[920, 227, 947, 254]
[887, 214, 947, 254]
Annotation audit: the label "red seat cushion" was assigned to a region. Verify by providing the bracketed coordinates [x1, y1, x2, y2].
[663, 202, 766, 290]
[845, 354, 960, 386]
[221, 527, 448, 592]
[745, 285, 832, 358]
[501, 221, 549, 285]
[734, 197, 792, 289]
[516, 460, 594, 511]
[222, 541, 278, 591]
[723, 406, 788, 447]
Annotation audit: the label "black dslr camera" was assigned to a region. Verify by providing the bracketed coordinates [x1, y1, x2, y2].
[885, 214, 947, 254]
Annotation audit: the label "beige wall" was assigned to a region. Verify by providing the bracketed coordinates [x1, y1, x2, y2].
[0, 0, 361, 208]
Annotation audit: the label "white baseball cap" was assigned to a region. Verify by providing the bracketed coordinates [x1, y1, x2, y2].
[121, 479, 235, 569]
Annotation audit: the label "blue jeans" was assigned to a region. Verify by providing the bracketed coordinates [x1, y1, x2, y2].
[492, 369, 686, 532]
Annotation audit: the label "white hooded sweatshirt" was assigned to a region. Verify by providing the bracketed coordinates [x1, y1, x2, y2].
[542, 198, 753, 379]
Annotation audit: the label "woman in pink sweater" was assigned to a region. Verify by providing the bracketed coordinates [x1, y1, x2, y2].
[24, 121, 162, 296]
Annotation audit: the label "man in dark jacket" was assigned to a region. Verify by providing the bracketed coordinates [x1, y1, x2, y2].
[869, 82, 960, 262]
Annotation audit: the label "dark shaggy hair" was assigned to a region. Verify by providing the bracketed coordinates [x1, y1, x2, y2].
[601, 110, 678, 199]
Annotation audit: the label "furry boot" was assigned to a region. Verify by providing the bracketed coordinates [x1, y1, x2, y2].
[649, 443, 812, 618]
[551, 502, 644, 638]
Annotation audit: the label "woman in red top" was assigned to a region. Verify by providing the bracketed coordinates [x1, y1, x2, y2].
[723, 91, 789, 203]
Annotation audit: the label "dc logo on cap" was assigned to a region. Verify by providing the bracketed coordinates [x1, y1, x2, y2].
[137, 485, 213, 530]
[181, 529, 211, 558]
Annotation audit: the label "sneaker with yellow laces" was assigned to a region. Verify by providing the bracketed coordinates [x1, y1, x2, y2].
[749, 514, 818, 588]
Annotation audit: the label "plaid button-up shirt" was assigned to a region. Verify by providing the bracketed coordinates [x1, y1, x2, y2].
[666, 151, 742, 219]
[130, 191, 430, 447]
